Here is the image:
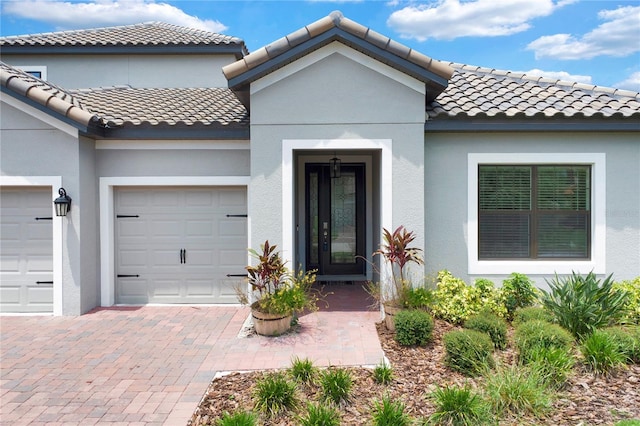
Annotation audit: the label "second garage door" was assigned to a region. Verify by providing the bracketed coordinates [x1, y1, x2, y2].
[115, 187, 247, 304]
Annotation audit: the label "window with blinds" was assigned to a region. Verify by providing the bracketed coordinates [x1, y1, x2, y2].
[478, 165, 591, 259]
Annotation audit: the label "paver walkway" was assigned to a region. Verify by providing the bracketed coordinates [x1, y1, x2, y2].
[0, 301, 383, 425]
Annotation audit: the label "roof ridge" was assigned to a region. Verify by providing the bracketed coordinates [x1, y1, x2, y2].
[444, 61, 640, 99]
[223, 10, 454, 84]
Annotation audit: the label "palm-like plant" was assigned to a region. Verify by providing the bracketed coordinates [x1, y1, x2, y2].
[374, 226, 424, 304]
[540, 271, 629, 341]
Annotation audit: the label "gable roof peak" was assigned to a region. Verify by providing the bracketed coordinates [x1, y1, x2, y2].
[223, 11, 454, 107]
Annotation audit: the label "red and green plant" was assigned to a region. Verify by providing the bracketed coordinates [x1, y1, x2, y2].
[373, 226, 424, 306]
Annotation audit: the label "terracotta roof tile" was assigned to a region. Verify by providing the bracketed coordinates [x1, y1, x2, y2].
[0, 22, 246, 52]
[428, 63, 640, 119]
[223, 11, 454, 83]
[69, 86, 248, 128]
[1, 61, 100, 127]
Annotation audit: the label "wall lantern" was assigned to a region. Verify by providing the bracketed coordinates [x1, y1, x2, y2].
[329, 155, 341, 179]
[54, 188, 72, 217]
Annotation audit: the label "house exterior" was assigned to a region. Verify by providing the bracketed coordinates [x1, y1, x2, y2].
[1, 12, 638, 315]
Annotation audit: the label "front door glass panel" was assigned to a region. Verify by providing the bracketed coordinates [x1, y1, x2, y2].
[305, 163, 365, 275]
[331, 171, 357, 264]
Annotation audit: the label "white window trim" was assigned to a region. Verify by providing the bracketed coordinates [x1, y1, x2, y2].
[282, 139, 393, 267]
[468, 153, 606, 275]
[99, 176, 250, 307]
[14, 65, 47, 81]
[0, 175, 63, 315]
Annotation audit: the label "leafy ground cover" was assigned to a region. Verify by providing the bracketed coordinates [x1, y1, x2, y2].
[189, 319, 640, 425]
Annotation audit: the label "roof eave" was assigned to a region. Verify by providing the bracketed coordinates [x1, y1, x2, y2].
[0, 43, 247, 59]
[94, 123, 250, 140]
[425, 117, 640, 132]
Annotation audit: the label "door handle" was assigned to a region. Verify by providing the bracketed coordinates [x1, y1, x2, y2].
[180, 249, 186, 264]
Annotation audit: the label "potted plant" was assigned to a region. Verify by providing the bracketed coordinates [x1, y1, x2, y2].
[239, 240, 318, 336]
[373, 226, 424, 331]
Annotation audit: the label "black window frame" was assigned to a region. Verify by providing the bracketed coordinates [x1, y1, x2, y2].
[478, 164, 592, 260]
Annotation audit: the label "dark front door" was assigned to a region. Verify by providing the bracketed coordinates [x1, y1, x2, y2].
[305, 163, 365, 276]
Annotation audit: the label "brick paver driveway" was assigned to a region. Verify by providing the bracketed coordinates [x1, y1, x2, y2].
[1, 305, 382, 425]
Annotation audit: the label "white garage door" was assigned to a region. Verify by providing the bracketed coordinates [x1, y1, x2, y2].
[0, 187, 54, 313]
[115, 187, 247, 304]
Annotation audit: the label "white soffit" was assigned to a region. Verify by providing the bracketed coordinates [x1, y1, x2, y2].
[251, 41, 425, 96]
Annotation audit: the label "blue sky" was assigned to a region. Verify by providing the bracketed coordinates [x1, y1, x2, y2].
[1, 0, 639, 91]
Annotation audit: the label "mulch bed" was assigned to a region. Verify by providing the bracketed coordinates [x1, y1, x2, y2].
[189, 319, 640, 425]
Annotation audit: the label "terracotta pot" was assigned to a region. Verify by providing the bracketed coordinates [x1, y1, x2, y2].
[252, 309, 292, 336]
[383, 303, 401, 331]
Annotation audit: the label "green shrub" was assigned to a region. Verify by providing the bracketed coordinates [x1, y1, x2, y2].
[527, 346, 575, 389]
[464, 312, 508, 349]
[289, 356, 316, 385]
[431, 271, 504, 324]
[540, 271, 629, 341]
[512, 306, 554, 327]
[405, 286, 435, 310]
[395, 309, 434, 346]
[253, 372, 299, 417]
[615, 420, 640, 426]
[319, 368, 353, 406]
[371, 394, 411, 426]
[298, 403, 340, 426]
[581, 330, 627, 375]
[613, 277, 640, 325]
[216, 410, 257, 426]
[500, 273, 538, 320]
[372, 361, 393, 385]
[515, 320, 573, 364]
[427, 384, 491, 426]
[601, 326, 639, 364]
[443, 329, 495, 377]
[484, 365, 553, 418]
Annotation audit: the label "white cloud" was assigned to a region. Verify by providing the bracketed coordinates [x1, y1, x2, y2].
[515, 69, 592, 84]
[2, 0, 227, 33]
[386, 0, 574, 41]
[526, 5, 640, 60]
[614, 71, 640, 93]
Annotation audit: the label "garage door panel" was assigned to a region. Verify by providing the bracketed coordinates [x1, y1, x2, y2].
[186, 220, 213, 237]
[150, 250, 181, 267]
[118, 220, 147, 238]
[117, 278, 147, 298]
[152, 279, 181, 297]
[1, 255, 20, 272]
[1, 187, 53, 313]
[120, 249, 148, 267]
[116, 186, 247, 305]
[26, 255, 53, 273]
[27, 285, 54, 304]
[185, 279, 216, 297]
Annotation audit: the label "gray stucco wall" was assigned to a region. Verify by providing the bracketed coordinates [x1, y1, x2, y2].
[96, 148, 249, 177]
[2, 54, 236, 88]
[1, 101, 91, 314]
[249, 45, 426, 270]
[424, 132, 640, 288]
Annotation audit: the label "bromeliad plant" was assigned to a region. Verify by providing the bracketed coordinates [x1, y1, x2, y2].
[373, 226, 424, 307]
[239, 240, 318, 316]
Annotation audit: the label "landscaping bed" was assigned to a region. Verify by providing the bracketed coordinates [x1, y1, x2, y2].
[189, 318, 640, 425]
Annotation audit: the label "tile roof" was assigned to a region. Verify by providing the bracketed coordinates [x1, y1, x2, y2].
[0, 22, 248, 55]
[428, 63, 640, 120]
[0, 61, 102, 128]
[223, 11, 452, 82]
[70, 86, 249, 128]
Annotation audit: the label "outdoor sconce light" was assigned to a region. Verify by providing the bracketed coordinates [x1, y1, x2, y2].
[54, 188, 72, 217]
[329, 155, 341, 179]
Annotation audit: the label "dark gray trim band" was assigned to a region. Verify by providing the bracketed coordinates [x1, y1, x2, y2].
[1, 44, 246, 58]
[89, 125, 250, 140]
[425, 119, 640, 132]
